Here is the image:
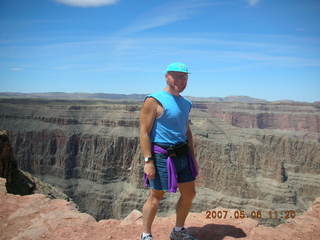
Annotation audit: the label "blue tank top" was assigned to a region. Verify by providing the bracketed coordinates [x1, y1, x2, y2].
[144, 90, 192, 144]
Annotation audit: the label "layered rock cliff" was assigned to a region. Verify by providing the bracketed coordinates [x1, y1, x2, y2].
[0, 130, 72, 201]
[204, 101, 320, 133]
[0, 98, 319, 227]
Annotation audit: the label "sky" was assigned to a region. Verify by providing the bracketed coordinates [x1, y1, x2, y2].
[0, 0, 319, 102]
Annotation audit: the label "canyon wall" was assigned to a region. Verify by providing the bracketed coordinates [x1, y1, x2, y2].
[0, 98, 319, 226]
[201, 101, 320, 133]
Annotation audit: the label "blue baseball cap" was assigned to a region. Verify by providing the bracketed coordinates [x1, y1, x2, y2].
[164, 62, 191, 74]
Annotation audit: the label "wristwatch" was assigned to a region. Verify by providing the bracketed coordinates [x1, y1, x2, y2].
[144, 156, 154, 163]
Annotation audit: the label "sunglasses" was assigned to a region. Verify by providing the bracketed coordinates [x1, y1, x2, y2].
[169, 73, 189, 79]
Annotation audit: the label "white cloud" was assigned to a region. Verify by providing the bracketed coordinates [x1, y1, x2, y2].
[55, 0, 118, 7]
[247, 0, 260, 7]
[3, 33, 319, 74]
[10, 67, 23, 71]
[119, 0, 219, 34]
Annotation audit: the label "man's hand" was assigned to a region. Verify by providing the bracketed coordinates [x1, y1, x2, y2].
[144, 161, 156, 179]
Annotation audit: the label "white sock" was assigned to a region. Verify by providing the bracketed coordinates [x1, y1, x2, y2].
[174, 226, 184, 232]
[142, 232, 151, 237]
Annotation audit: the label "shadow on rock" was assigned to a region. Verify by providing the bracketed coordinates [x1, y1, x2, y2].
[187, 224, 247, 240]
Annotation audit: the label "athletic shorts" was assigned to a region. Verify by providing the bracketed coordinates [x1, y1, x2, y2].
[148, 142, 196, 191]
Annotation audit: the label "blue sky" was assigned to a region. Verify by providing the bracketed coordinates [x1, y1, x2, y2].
[0, 0, 319, 102]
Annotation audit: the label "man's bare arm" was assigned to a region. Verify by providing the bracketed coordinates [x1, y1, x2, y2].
[140, 97, 157, 159]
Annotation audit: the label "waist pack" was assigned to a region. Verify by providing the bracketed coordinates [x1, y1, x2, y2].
[154, 142, 189, 157]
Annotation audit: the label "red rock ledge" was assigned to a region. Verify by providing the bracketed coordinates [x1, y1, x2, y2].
[0, 178, 319, 240]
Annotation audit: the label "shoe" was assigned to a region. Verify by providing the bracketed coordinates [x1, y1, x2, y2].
[140, 233, 153, 240]
[170, 227, 198, 240]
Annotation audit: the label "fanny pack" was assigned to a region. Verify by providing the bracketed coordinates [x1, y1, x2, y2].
[154, 142, 189, 157]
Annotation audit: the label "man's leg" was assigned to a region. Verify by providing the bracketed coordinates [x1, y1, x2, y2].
[142, 189, 165, 234]
[175, 180, 196, 227]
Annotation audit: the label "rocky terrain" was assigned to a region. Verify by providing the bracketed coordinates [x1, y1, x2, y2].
[0, 130, 72, 201]
[1, 177, 319, 240]
[0, 97, 319, 227]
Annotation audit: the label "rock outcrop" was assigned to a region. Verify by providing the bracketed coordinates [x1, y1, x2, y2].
[1, 177, 319, 240]
[0, 130, 71, 201]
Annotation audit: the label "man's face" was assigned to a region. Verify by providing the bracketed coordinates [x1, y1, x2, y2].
[166, 71, 188, 92]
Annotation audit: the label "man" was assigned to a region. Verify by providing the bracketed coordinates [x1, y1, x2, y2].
[139, 62, 199, 240]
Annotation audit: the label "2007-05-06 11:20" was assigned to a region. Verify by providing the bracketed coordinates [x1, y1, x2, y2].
[205, 209, 296, 220]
